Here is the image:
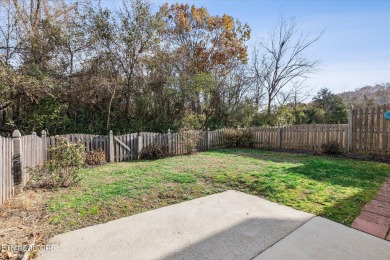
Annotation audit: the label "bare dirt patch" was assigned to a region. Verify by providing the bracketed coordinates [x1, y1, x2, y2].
[0, 188, 60, 259]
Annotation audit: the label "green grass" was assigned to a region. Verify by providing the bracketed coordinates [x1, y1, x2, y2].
[47, 149, 390, 233]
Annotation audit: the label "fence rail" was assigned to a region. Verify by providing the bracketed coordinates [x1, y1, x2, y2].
[1, 104, 389, 205]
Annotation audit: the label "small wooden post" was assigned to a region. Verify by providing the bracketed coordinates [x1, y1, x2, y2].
[348, 105, 353, 153]
[109, 130, 114, 163]
[137, 133, 143, 160]
[12, 130, 22, 194]
[42, 130, 47, 161]
[278, 126, 282, 148]
[207, 127, 211, 150]
[167, 129, 172, 155]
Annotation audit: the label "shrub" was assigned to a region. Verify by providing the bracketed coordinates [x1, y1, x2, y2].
[85, 149, 106, 166]
[238, 128, 254, 147]
[179, 128, 201, 154]
[140, 143, 168, 160]
[29, 137, 85, 188]
[223, 128, 254, 148]
[321, 141, 342, 155]
[224, 128, 241, 147]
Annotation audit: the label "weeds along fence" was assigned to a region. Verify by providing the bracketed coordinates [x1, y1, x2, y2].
[0, 104, 389, 205]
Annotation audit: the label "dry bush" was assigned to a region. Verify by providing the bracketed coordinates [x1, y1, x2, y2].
[238, 128, 255, 147]
[224, 128, 254, 147]
[321, 141, 342, 155]
[140, 143, 169, 160]
[223, 128, 241, 147]
[28, 137, 85, 188]
[85, 149, 106, 166]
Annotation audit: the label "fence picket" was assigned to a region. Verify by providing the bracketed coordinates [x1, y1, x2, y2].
[383, 105, 389, 155]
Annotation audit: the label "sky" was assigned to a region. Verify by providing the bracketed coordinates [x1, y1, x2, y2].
[109, 0, 390, 95]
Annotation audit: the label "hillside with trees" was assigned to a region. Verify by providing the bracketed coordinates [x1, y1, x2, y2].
[340, 83, 390, 109]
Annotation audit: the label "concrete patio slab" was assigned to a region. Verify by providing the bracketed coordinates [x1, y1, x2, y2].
[39, 190, 390, 260]
[39, 190, 313, 260]
[255, 217, 390, 260]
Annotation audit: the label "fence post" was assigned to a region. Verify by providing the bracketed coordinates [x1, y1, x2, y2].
[42, 130, 47, 161]
[31, 132, 36, 168]
[109, 130, 114, 163]
[347, 105, 353, 153]
[207, 127, 210, 150]
[278, 126, 283, 148]
[167, 129, 172, 155]
[137, 133, 143, 160]
[12, 130, 23, 194]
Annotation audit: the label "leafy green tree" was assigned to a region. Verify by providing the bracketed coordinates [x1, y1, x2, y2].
[311, 88, 348, 124]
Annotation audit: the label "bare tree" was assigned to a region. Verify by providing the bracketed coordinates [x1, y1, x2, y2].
[276, 80, 312, 108]
[253, 17, 322, 117]
[9, 0, 77, 67]
[0, 0, 21, 67]
[251, 46, 266, 110]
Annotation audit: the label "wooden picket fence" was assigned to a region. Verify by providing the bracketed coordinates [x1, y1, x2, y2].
[56, 125, 351, 162]
[252, 124, 349, 152]
[55, 105, 389, 161]
[58, 130, 226, 162]
[1, 104, 389, 205]
[48, 134, 110, 160]
[352, 104, 390, 156]
[0, 131, 45, 205]
[21, 134, 45, 187]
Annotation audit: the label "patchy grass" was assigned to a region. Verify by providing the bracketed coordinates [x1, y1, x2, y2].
[48, 149, 389, 229]
[2, 148, 389, 246]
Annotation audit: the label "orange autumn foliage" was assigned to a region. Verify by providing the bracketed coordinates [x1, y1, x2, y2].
[159, 3, 251, 75]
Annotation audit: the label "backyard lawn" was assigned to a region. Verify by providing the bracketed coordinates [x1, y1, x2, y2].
[47, 149, 389, 233]
[2, 148, 389, 246]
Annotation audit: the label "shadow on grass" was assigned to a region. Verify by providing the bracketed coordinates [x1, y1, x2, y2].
[210, 148, 388, 189]
[205, 148, 389, 225]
